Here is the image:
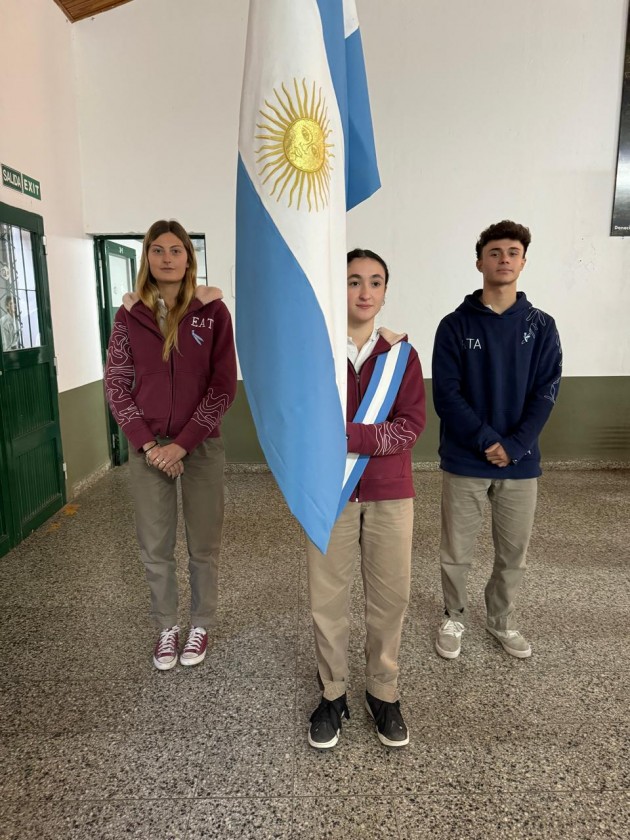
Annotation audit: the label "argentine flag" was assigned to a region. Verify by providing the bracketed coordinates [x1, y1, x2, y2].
[236, 0, 380, 553]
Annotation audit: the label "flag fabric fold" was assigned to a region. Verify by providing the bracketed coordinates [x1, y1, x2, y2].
[236, 0, 380, 553]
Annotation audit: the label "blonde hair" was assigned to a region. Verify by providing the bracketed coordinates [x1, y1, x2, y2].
[136, 219, 198, 361]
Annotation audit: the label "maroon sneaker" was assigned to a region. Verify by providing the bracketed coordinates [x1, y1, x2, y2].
[180, 626, 208, 666]
[153, 625, 179, 670]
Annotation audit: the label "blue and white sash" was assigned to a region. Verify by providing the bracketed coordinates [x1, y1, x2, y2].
[336, 341, 411, 518]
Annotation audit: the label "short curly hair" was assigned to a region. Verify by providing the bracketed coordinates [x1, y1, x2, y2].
[476, 220, 531, 259]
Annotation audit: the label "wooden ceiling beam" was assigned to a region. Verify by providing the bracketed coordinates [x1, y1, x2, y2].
[52, 0, 133, 23]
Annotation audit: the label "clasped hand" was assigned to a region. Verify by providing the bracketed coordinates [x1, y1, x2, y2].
[144, 443, 187, 478]
[484, 442, 510, 468]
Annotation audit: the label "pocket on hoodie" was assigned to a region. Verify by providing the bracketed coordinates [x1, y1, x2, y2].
[172, 373, 209, 426]
[364, 452, 407, 480]
[132, 372, 170, 420]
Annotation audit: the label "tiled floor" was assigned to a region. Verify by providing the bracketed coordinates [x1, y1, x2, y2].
[1, 467, 628, 839]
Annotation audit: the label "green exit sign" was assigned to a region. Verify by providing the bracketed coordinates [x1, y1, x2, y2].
[1, 163, 42, 200]
[22, 175, 41, 199]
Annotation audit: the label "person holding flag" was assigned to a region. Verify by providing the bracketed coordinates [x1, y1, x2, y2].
[236, 0, 382, 556]
[235, 1, 409, 745]
[306, 249, 426, 749]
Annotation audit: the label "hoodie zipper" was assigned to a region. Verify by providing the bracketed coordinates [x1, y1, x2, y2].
[165, 338, 176, 437]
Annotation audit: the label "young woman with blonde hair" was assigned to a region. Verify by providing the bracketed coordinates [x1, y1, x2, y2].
[105, 219, 236, 669]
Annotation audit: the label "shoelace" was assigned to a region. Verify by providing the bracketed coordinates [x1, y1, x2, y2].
[156, 626, 179, 658]
[371, 698, 404, 733]
[183, 627, 206, 653]
[442, 619, 464, 636]
[310, 697, 350, 728]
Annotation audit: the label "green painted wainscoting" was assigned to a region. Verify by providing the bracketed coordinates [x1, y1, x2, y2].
[58, 379, 110, 495]
[56, 376, 630, 499]
[222, 377, 630, 464]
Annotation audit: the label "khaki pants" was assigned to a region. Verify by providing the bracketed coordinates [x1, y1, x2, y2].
[128, 437, 225, 629]
[440, 471, 538, 631]
[306, 498, 413, 703]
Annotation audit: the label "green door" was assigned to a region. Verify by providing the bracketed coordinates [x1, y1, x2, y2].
[96, 240, 137, 466]
[0, 202, 65, 558]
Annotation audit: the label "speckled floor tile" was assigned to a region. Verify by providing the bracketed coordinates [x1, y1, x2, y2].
[194, 729, 295, 798]
[187, 798, 293, 839]
[397, 791, 630, 839]
[0, 466, 627, 836]
[387, 730, 629, 794]
[293, 722, 405, 797]
[0, 800, 191, 840]
[208, 627, 298, 679]
[0, 671, 297, 738]
[291, 796, 402, 839]
[2, 627, 153, 680]
[1, 732, 210, 800]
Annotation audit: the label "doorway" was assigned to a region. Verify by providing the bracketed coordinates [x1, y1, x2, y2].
[0, 202, 66, 558]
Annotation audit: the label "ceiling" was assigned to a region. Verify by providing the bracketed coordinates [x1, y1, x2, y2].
[53, 0, 134, 23]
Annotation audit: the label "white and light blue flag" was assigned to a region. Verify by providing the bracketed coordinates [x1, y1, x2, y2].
[236, 0, 380, 553]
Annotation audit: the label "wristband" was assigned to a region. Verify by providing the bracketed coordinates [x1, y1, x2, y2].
[143, 441, 158, 453]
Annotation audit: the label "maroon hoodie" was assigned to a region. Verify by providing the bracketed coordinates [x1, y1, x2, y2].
[346, 329, 426, 501]
[105, 296, 236, 454]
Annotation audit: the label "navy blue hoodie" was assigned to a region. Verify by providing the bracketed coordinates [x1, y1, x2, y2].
[432, 291, 562, 479]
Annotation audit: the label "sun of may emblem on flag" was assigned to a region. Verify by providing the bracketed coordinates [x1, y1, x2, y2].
[255, 78, 334, 211]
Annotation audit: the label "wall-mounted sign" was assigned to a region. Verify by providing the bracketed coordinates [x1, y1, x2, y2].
[1, 164, 42, 200]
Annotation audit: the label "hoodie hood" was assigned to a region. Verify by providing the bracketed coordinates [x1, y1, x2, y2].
[457, 290, 530, 317]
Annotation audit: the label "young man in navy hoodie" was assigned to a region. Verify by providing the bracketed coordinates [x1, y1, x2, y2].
[432, 220, 562, 659]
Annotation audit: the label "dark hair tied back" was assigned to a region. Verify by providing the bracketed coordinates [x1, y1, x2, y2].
[347, 248, 389, 285]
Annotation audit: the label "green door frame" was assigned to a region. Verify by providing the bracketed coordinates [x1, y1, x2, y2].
[94, 239, 137, 466]
[0, 201, 66, 557]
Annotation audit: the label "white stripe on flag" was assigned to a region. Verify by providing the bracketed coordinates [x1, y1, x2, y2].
[343, 0, 359, 37]
[238, 0, 347, 408]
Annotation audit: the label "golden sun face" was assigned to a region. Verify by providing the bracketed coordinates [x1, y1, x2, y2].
[256, 79, 334, 212]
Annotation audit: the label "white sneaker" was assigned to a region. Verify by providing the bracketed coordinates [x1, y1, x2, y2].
[486, 627, 532, 658]
[435, 617, 465, 659]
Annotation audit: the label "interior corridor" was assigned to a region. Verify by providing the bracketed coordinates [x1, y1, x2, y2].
[1, 466, 628, 839]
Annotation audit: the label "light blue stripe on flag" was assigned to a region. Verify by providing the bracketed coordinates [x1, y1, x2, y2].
[315, 0, 381, 208]
[236, 0, 380, 554]
[236, 157, 346, 551]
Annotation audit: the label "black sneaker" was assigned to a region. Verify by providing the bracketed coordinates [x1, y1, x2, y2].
[365, 691, 409, 747]
[308, 694, 350, 749]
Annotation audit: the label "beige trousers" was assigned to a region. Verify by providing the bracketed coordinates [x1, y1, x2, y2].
[128, 437, 225, 629]
[439, 471, 538, 631]
[306, 498, 414, 703]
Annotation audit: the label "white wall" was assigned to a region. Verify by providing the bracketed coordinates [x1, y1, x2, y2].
[74, 0, 630, 377]
[22, 0, 630, 381]
[75, 0, 248, 285]
[350, 0, 630, 377]
[0, 0, 102, 392]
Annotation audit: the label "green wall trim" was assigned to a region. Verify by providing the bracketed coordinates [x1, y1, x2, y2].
[221, 377, 630, 464]
[222, 382, 265, 463]
[58, 377, 630, 491]
[58, 380, 110, 494]
[535, 376, 630, 461]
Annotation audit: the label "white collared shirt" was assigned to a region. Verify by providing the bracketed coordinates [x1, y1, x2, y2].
[347, 329, 379, 373]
